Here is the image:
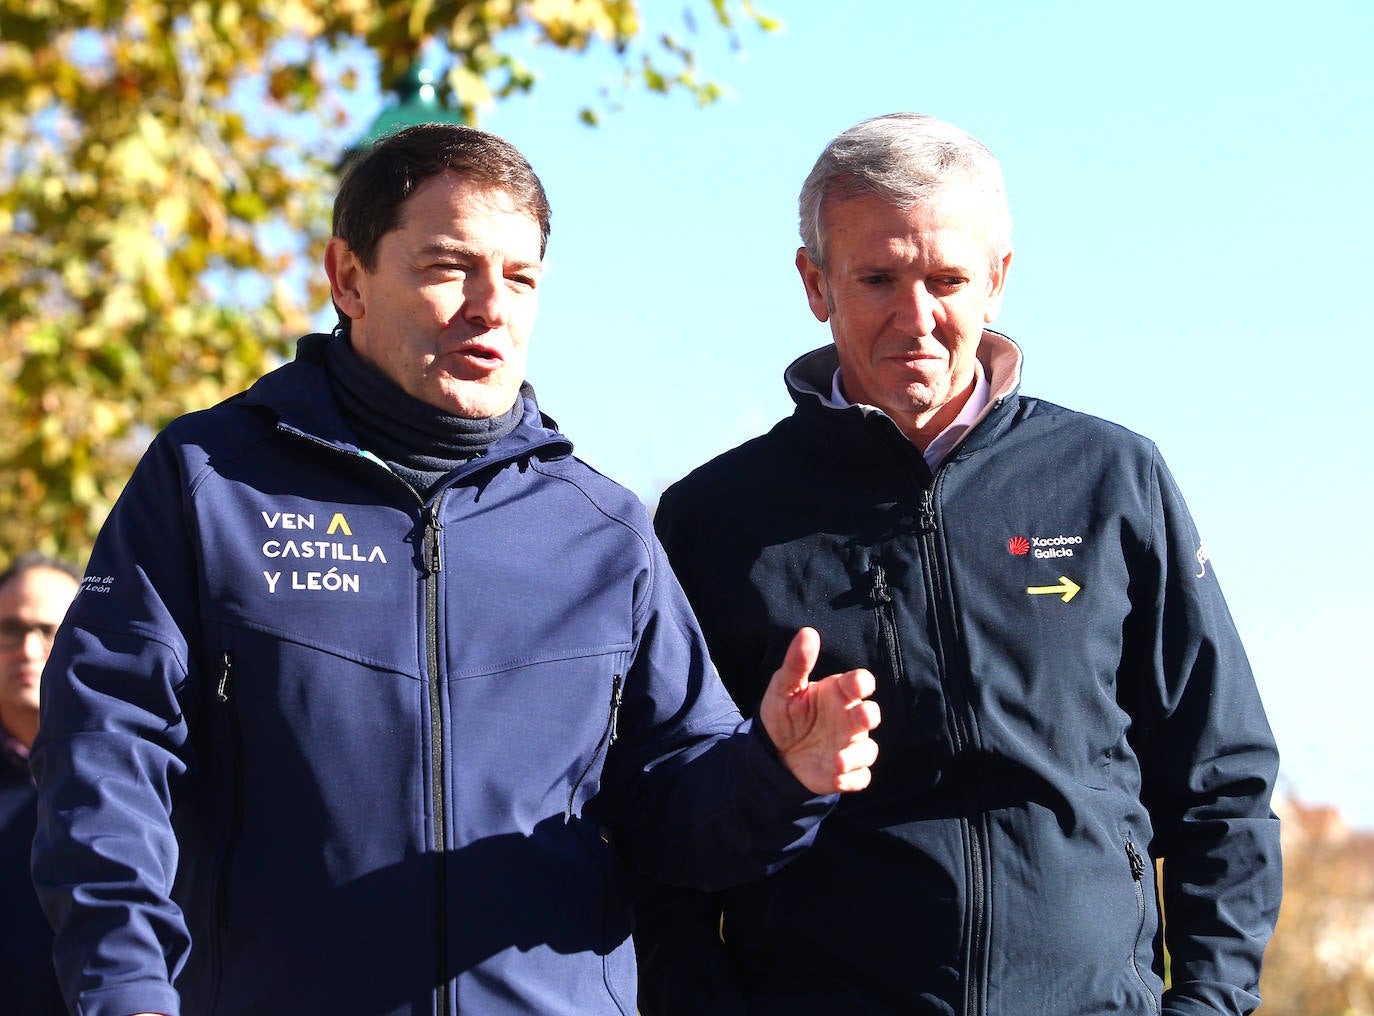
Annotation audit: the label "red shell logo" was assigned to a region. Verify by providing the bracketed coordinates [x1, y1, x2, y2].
[1007, 536, 1030, 556]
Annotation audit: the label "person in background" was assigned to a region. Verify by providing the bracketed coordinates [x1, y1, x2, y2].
[30, 123, 880, 1016]
[635, 112, 1281, 1015]
[0, 553, 80, 1014]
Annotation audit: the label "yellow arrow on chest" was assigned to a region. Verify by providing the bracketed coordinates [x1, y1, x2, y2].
[1026, 576, 1081, 603]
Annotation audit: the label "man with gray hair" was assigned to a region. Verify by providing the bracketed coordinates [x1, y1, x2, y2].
[635, 112, 1281, 1014]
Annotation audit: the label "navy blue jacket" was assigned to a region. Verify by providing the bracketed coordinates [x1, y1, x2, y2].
[31, 335, 830, 1016]
[0, 742, 65, 1014]
[636, 335, 1281, 1015]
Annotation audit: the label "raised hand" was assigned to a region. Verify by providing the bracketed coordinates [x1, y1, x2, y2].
[759, 627, 880, 795]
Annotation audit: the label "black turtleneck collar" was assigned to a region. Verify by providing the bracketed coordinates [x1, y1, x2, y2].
[323, 332, 523, 498]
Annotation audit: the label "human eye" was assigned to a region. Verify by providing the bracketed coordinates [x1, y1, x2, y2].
[506, 267, 541, 291]
[419, 244, 470, 274]
[930, 274, 968, 294]
[427, 260, 468, 281]
[857, 272, 893, 287]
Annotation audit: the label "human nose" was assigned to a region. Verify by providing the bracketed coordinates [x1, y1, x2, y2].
[459, 267, 508, 330]
[21, 628, 49, 658]
[896, 281, 939, 335]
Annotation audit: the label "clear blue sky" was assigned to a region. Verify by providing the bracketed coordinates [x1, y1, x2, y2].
[357, 1, 1374, 825]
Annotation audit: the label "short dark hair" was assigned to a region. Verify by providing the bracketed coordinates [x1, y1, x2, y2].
[333, 122, 552, 274]
[0, 552, 82, 595]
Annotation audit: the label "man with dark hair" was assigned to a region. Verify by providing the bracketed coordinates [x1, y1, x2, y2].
[31, 123, 880, 1016]
[635, 112, 1281, 1015]
[0, 552, 80, 1014]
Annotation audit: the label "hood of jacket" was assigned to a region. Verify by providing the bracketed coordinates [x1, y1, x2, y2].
[237, 333, 575, 478]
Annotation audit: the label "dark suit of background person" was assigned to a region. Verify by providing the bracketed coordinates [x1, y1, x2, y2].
[0, 554, 80, 1015]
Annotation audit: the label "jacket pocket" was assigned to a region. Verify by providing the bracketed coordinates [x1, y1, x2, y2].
[213, 650, 246, 927]
[199, 646, 245, 1015]
[571, 817, 635, 1014]
[1124, 835, 1161, 1015]
[869, 562, 915, 738]
[567, 672, 623, 820]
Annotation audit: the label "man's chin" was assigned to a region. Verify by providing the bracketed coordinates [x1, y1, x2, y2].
[888, 383, 943, 416]
[433, 379, 522, 420]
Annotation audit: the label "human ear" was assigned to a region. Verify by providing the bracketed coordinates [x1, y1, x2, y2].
[796, 248, 831, 323]
[983, 248, 1014, 323]
[325, 237, 367, 321]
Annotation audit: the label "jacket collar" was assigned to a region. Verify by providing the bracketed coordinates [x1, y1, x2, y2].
[238, 333, 574, 471]
[781, 329, 1024, 467]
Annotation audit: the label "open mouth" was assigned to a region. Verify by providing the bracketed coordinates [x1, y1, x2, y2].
[464, 345, 502, 365]
[454, 345, 504, 369]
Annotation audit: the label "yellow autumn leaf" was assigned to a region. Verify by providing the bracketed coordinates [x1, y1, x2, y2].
[0, 0, 774, 562]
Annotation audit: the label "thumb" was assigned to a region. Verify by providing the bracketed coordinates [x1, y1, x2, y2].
[768, 626, 820, 699]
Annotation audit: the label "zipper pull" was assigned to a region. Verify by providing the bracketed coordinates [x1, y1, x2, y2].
[424, 506, 444, 575]
[1125, 837, 1147, 880]
[608, 674, 623, 746]
[918, 486, 937, 534]
[871, 563, 891, 605]
[216, 650, 233, 703]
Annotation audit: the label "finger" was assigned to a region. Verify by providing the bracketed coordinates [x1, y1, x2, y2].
[818, 683, 880, 740]
[817, 667, 876, 705]
[835, 666, 876, 703]
[834, 765, 873, 793]
[830, 739, 878, 793]
[838, 735, 879, 772]
[767, 626, 820, 699]
[849, 698, 881, 735]
[828, 697, 881, 742]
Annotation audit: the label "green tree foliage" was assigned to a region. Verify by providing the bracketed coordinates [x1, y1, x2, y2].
[0, 0, 775, 564]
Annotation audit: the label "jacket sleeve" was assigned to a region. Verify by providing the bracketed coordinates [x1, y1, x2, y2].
[598, 531, 834, 891]
[623, 494, 755, 1014]
[1128, 450, 1282, 1016]
[634, 878, 748, 1016]
[31, 434, 202, 1016]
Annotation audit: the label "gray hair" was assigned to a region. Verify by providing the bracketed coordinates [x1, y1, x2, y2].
[798, 113, 1011, 268]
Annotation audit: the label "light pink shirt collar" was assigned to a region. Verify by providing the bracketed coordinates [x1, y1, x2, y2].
[825, 360, 990, 470]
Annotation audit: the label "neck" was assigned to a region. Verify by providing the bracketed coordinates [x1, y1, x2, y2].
[324, 334, 524, 497]
[902, 375, 977, 452]
[0, 705, 37, 751]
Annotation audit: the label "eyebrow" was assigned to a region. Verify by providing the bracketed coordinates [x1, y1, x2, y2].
[849, 257, 975, 275]
[417, 241, 479, 260]
[416, 242, 541, 272]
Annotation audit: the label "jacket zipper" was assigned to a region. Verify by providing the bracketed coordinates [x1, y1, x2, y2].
[215, 650, 245, 932]
[566, 673, 624, 821]
[267, 426, 479, 1015]
[1125, 836, 1160, 1014]
[208, 649, 245, 1013]
[422, 496, 449, 1015]
[870, 564, 907, 688]
[917, 480, 990, 1016]
[870, 563, 921, 743]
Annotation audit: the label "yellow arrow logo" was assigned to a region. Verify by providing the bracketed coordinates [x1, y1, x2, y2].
[1027, 576, 1081, 603]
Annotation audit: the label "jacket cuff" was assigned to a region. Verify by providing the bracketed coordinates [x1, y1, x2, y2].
[738, 716, 839, 814]
[71, 981, 179, 1016]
